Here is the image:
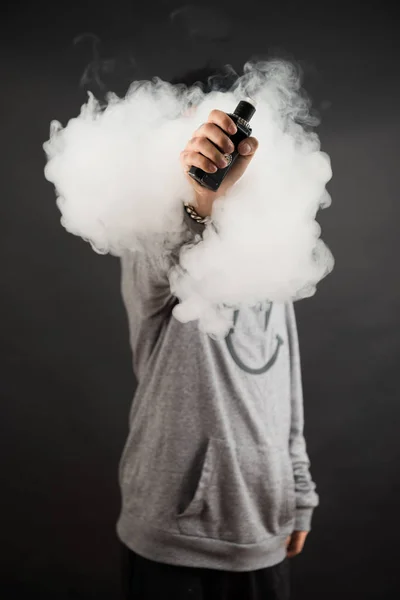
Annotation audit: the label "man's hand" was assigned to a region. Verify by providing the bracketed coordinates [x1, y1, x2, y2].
[286, 531, 309, 558]
[180, 108, 259, 217]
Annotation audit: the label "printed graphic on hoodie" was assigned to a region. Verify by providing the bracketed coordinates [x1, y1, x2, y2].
[225, 302, 284, 375]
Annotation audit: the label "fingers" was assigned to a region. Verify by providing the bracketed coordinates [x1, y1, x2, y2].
[181, 134, 258, 176]
[197, 108, 237, 137]
[188, 109, 236, 164]
[187, 136, 233, 169]
[194, 122, 236, 154]
[180, 149, 218, 174]
[287, 542, 301, 558]
[286, 531, 308, 558]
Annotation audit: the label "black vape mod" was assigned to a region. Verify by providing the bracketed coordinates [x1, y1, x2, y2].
[188, 100, 256, 192]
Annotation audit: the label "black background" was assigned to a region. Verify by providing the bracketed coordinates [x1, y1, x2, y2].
[1, 1, 399, 598]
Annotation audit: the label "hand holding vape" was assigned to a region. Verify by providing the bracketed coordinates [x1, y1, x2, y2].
[188, 100, 256, 192]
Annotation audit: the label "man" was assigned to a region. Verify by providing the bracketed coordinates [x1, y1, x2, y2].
[117, 65, 319, 599]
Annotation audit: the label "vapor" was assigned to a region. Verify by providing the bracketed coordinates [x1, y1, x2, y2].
[43, 58, 334, 338]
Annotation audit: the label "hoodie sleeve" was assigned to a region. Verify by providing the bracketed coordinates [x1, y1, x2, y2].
[285, 301, 320, 531]
[120, 204, 206, 320]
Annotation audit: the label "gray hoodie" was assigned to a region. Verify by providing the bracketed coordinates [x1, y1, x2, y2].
[116, 207, 319, 571]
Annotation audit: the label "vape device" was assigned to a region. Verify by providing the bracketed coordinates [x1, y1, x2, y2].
[188, 100, 256, 192]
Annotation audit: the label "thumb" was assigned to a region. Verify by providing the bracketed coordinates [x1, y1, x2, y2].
[217, 136, 259, 195]
[237, 136, 259, 160]
[232, 136, 259, 173]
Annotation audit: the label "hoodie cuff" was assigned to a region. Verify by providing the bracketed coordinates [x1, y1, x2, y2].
[294, 507, 314, 532]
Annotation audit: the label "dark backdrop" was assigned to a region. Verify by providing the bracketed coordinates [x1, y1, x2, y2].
[1, 1, 399, 598]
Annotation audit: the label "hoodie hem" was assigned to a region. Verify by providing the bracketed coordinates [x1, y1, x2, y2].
[116, 510, 289, 572]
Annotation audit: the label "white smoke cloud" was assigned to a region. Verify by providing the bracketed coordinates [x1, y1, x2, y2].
[43, 58, 334, 338]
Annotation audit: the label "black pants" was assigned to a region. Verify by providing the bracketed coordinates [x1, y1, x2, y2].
[120, 543, 290, 600]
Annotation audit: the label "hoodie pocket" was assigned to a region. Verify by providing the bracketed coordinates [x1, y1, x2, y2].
[176, 437, 296, 543]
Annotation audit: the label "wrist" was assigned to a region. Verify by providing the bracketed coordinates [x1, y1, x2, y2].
[183, 202, 209, 224]
[192, 196, 213, 218]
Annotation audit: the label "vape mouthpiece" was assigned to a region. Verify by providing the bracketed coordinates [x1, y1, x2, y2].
[234, 100, 256, 123]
